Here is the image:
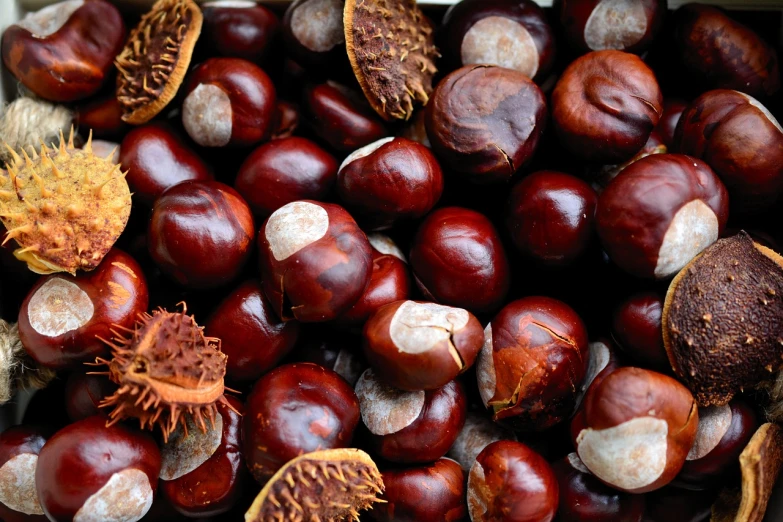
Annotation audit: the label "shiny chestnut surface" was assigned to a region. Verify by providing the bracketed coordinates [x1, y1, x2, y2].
[148, 181, 255, 289]
[0, 425, 48, 522]
[201, 1, 279, 62]
[657, 99, 688, 149]
[64, 372, 117, 422]
[612, 292, 669, 370]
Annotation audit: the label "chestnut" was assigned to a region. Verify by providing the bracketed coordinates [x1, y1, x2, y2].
[409, 207, 510, 314]
[337, 137, 444, 229]
[657, 99, 689, 149]
[201, 1, 279, 63]
[234, 137, 338, 218]
[75, 95, 128, 140]
[148, 180, 255, 289]
[362, 300, 483, 391]
[18, 248, 149, 369]
[0, 425, 48, 521]
[612, 291, 669, 370]
[182, 58, 277, 148]
[673, 89, 783, 213]
[425, 65, 547, 183]
[506, 170, 597, 266]
[243, 363, 360, 483]
[1, 0, 125, 102]
[355, 369, 466, 464]
[447, 411, 517, 473]
[161, 397, 244, 517]
[258, 200, 373, 322]
[440, 0, 556, 81]
[370, 458, 467, 522]
[271, 100, 300, 140]
[477, 296, 589, 431]
[467, 440, 559, 522]
[204, 279, 300, 383]
[595, 154, 729, 279]
[120, 122, 213, 207]
[574, 367, 698, 493]
[64, 371, 117, 422]
[554, 0, 665, 55]
[551, 50, 662, 164]
[35, 415, 161, 522]
[283, 0, 346, 69]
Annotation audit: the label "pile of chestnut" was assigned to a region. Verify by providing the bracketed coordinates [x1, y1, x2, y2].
[1, 0, 783, 521]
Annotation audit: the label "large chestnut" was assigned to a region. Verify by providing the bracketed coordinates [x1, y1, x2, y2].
[0, 425, 48, 521]
[18, 249, 148, 369]
[574, 367, 698, 493]
[551, 50, 662, 164]
[674, 89, 783, 213]
[182, 58, 276, 148]
[258, 200, 373, 322]
[1, 0, 125, 102]
[410, 207, 510, 314]
[35, 416, 161, 522]
[425, 65, 547, 183]
[148, 181, 255, 289]
[611, 292, 669, 370]
[283, 0, 346, 69]
[355, 369, 467, 463]
[596, 154, 729, 279]
[64, 371, 117, 422]
[440, 0, 555, 81]
[477, 296, 589, 431]
[243, 363, 360, 483]
[201, 1, 279, 62]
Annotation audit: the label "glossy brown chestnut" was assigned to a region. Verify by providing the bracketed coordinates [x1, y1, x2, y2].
[674, 89, 783, 213]
[181, 58, 277, 148]
[355, 370, 467, 464]
[258, 200, 373, 322]
[370, 458, 467, 522]
[283, 0, 346, 69]
[447, 411, 517, 473]
[148, 181, 255, 289]
[425, 65, 547, 183]
[0, 425, 48, 522]
[302, 82, 389, 152]
[202, 1, 279, 62]
[467, 440, 559, 522]
[657, 99, 689, 149]
[554, 0, 665, 55]
[204, 279, 300, 383]
[551, 50, 662, 164]
[35, 415, 161, 522]
[64, 371, 118, 422]
[243, 363, 360, 483]
[612, 292, 669, 370]
[596, 154, 729, 279]
[440, 0, 555, 80]
[673, 4, 780, 98]
[18, 248, 149, 369]
[506, 170, 597, 266]
[119, 122, 213, 207]
[477, 296, 589, 431]
[234, 137, 338, 218]
[75, 95, 128, 140]
[161, 397, 245, 517]
[409, 207, 510, 314]
[575, 367, 698, 493]
[1, 0, 125, 102]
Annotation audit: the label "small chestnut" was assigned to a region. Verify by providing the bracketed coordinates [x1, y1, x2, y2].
[657, 99, 689, 149]
[283, 0, 346, 69]
[612, 291, 669, 370]
[270, 100, 300, 140]
[64, 371, 118, 422]
[201, 1, 279, 63]
[355, 369, 467, 464]
[0, 425, 48, 521]
[447, 411, 517, 473]
[182, 58, 277, 148]
[75, 95, 128, 140]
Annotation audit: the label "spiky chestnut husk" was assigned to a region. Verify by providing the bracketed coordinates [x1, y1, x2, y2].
[95, 305, 231, 442]
[116, 0, 203, 124]
[244, 448, 384, 522]
[1, 130, 131, 275]
[344, 0, 439, 121]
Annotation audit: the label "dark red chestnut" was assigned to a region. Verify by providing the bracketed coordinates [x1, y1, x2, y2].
[75, 95, 128, 140]
[201, 1, 279, 62]
[1, 0, 125, 102]
[448, 411, 517, 473]
[148, 180, 255, 289]
[337, 137, 444, 229]
[35, 416, 161, 522]
[18, 249, 149, 369]
[477, 296, 589, 431]
[552, 50, 662, 164]
[425, 65, 547, 183]
[243, 363, 360, 483]
[596, 154, 729, 279]
[64, 371, 117, 422]
[0, 425, 48, 521]
[410, 207, 510, 314]
[506, 170, 597, 266]
[258, 200, 373, 322]
[283, 0, 346, 69]
[234, 137, 338, 218]
[120, 122, 213, 207]
[467, 440, 559, 522]
[204, 279, 300, 383]
[355, 369, 466, 464]
[440, 0, 555, 81]
[657, 99, 688, 149]
[612, 292, 669, 370]
[182, 58, 276, 148]
[370, 458, 467, 522]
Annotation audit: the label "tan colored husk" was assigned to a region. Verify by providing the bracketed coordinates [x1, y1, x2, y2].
[0, 98, 72, 166]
